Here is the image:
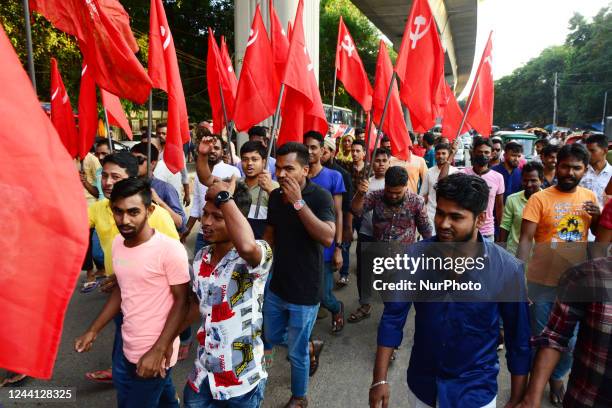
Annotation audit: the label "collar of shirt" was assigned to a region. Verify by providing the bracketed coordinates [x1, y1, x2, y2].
[587, 161, 612, 177]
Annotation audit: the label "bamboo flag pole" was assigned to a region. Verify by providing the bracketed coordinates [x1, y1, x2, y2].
[367, 72, 397, 178]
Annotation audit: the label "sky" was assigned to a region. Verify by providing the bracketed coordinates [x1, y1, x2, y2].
[458, 0, 611, 98]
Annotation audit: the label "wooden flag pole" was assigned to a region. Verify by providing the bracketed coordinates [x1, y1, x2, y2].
[454, 73, 480, 141]
[367, 72, 397, 179]
[146, 91, 153, 178]
[364, 109, 374, 167]
[254, 83, 286, 218]
[329, 66, 338, 134]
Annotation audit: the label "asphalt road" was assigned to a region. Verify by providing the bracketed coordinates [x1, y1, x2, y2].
[2, 166, 559, 408]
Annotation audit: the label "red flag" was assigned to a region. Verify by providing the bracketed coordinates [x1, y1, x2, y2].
[101, 89, 133, 139]
[31, 0, 152, 104]
[220, 36, 238, 97]
[335, 16, 373, 112]
[207, 29, 236, 134]
[373, 41, 411, 161]
[394, 0, 445, 132]
[50, 58, 79, 158]
[288, 22, 293, 41]
[77, 60, 98, 159]
[233, 5, 280, 132]
[466, 32, 494, 137]
[148, 0, 189, 173]
[269, 0, 290, 80]
[441, 83, 470, 140]
[0, 25, 88, 379]
[278, 0, 327, 146]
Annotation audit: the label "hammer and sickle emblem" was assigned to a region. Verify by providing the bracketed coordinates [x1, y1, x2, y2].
[341, 34, 355, 57]
[409, 15, 431, 49]
[246, 29, 258, 48]
[160, 25, 171, 50]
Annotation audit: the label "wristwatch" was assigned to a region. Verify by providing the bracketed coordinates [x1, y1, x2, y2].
[215, 190, 233, 207]
[293, 199, 306, 211]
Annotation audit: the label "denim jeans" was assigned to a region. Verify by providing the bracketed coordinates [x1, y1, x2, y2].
[356, 233, 374, 305]
[183, 378, 267, 407]
[263, 290, 319, 397]
[91, 229, 104, 269]
[321, 262, 341, 314]
[112, 320, 179, 408]
[339, 242, 350, 278]
[528, 282, 577, 380]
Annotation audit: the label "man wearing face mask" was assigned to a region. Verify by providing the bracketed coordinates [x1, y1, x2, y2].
[462, 137, 504, 241]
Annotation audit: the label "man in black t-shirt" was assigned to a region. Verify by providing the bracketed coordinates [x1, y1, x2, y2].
[263, 142, 336, 408]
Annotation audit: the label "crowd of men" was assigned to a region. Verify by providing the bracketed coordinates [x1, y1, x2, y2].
[17, 120, 610, 407]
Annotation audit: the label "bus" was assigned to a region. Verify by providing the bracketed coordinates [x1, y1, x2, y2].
[323, 104, 354, 138]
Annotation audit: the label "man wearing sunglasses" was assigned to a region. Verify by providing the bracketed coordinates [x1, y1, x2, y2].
[131, 142, 186, 232]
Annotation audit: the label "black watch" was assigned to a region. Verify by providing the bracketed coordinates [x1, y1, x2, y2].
[215, 190, 233, 207]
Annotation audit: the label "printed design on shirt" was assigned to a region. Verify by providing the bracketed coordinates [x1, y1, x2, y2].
[552, 199, 587, 243]
[232, 336, 255, 377]
[229, 266, 254, 307]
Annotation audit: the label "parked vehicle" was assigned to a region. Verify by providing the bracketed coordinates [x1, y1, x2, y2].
[496, 131, 538, 160]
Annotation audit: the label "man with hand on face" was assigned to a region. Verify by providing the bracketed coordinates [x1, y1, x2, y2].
[179, 176, 273, 407]
[303, 131, 346, 334]
[517, 144, 600, 405]
[197, 138, 279, 239]
[492, 142, 524, 202]
[263, 142, 336, 408]
[369, 173, 531, 408]
[131, 142, 186, 232]
[76, 178, 190, 408]
[183, 134, 241, 254]
[500, 162, 544, 255]
[462, 137, 504, 241]
[82, 152, 180, 385]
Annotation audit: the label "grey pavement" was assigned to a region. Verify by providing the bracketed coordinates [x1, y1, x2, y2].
[3, 167, 558, 408]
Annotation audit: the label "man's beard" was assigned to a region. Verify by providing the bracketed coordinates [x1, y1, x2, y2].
[557, 177, 580, 191]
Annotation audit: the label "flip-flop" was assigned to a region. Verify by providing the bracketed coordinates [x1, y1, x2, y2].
[80, 280, 100, 293]
[178, 344, 190, 361]
[85, 368, 113, 383]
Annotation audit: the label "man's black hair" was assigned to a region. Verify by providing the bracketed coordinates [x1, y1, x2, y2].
[435, 143, 451, 152]
[585, 134, 608, 150]
[423, 132, 435, 146]
[374, 148, 391, 158]
[303, 131, 324, 147]
[409, 132, 416, 144]
[232, 181, 252, 217]
[355, 128, 365, 135]
[435, 173, 489, 216]
[110, 177, 152, 207]
[352, 140, 366, 150]
[523, 161, 544, 181]
[240, 141, 267, 159]
[276, 142, 310, 167]
[541, 144, 560, 157]
[131, 142, 159, 162]
[381, 135, 391, 144]
[195, 126, 212, 141]
[96, 139, 110, 149]
[472, 136, 493, 151]
[102, 151, 139, 178]
[385, 166, 408, 187]
[504, 141, 524, 154]
[248, 126, 268, 138]
[156, 122, 167, 130]
[557, 144, 590, 167]
[535, 138, 549, 147]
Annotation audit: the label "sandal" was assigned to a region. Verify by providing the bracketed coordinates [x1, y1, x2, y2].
[549, 383, 565, 407]
[331, 302, 344, 333]
[309, 340, 324, 377]
[178, 343, 190, 361]
[85, 368, 113, 383]
[81, 280, 100, 293]
[335, 276, 349, 288]
[348, 304, 371, 323]
[264, 349, 276, 370]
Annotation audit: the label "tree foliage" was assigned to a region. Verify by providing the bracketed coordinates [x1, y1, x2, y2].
[494, 6, 612, 127]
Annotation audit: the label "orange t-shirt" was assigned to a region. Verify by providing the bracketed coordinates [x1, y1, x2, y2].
[389, 154, 427, 194]
[522, 186, 597, 286]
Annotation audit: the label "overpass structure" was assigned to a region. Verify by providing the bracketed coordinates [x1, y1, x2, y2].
[234, 0, 478, 95]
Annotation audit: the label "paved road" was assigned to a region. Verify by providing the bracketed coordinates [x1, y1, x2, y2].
[3, 167, 558, 408]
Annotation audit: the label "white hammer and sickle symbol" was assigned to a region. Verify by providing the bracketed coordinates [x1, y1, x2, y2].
[341, 35, 355, 57]
[409, 15, 431, 49]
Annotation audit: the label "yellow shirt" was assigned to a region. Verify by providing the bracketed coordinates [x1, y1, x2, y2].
[88, 199, 179, 275]
[78, 153, 101, 205]
[389, 154, 428, 194]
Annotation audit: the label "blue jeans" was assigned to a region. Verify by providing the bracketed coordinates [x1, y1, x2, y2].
[183, 378, 267, 407]
[112, 329, 179, 407]
[339, 242, 350, 278]
[91, 229, 104, 269]
[528, 282, 577, 380]
[321, 262, 341, 314]
[263, 290, 319, 397]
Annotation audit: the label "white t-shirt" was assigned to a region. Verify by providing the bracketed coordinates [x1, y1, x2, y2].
[421, 165, 458, 224]
[153, 150, 189, 199]
[190, 161, 241, 233]
[359, 177, 386, 237]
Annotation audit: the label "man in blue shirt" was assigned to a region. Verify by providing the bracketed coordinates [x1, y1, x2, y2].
[423, 132, 437, 168]
[491, 141, 523, 203]
[369, 173, 531, 408]
[131, 142, 186, 233]
[304, 131, 346, 335]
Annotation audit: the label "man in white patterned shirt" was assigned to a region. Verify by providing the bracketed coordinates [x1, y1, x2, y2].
[180, 175, 273, 407]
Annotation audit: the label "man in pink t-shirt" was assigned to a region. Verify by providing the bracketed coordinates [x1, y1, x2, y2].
[76, 178, 190, 408]
[463, 137, 505, 240]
